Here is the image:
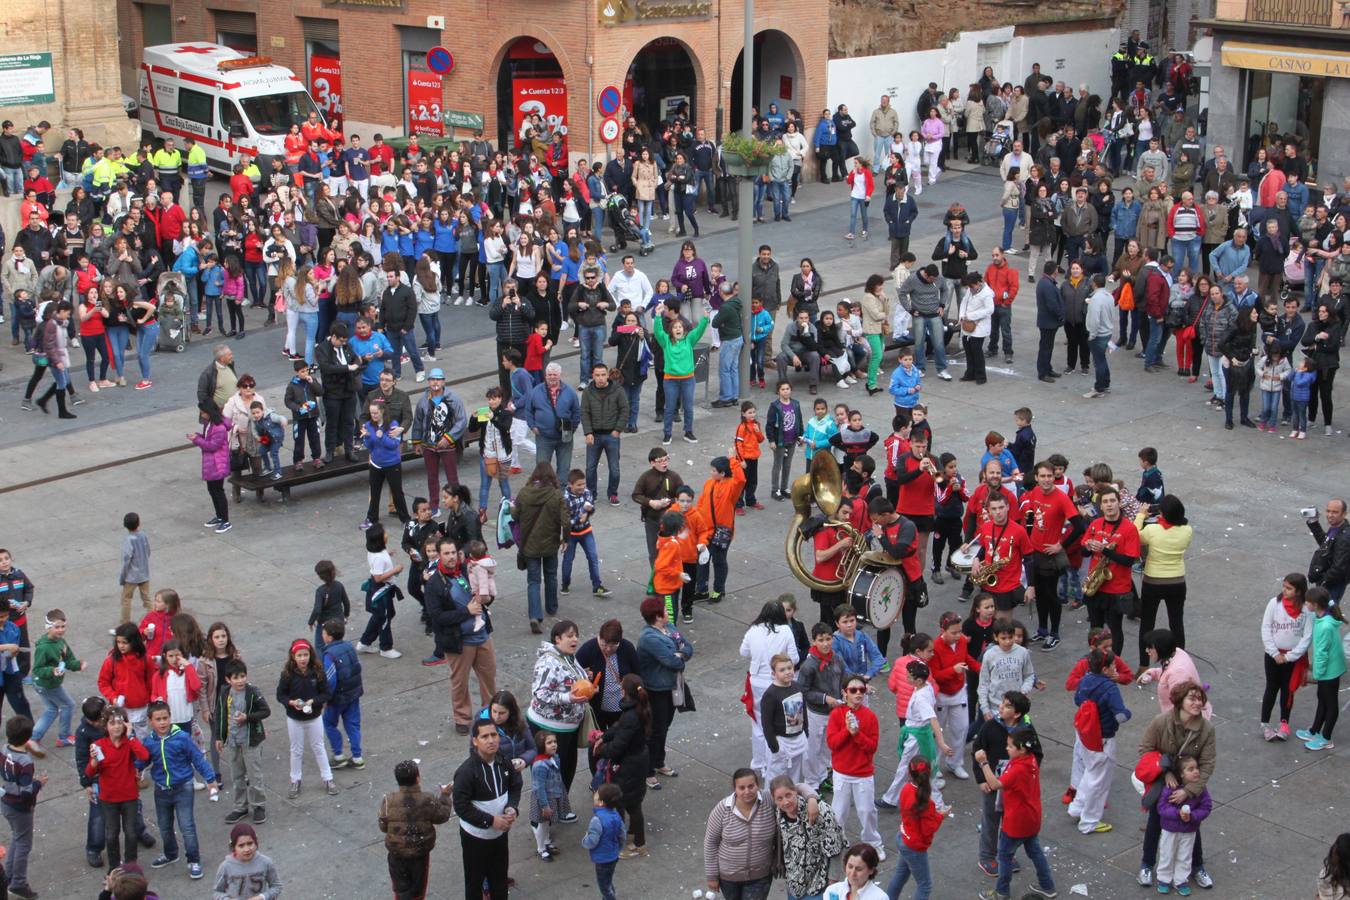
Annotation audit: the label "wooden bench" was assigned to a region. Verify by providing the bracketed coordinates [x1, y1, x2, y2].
[229, 419, 483, 502]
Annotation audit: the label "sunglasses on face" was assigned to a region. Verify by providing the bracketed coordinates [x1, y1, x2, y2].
[845, 686, 866, 694]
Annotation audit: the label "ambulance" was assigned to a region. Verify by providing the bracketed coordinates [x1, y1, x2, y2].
[139, 42, 326, 174]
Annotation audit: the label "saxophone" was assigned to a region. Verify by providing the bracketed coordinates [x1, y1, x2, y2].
[970, 553, 1010, 588]
[1083, 540, 1118, 596]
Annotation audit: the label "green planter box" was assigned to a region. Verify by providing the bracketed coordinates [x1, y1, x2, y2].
[721, 151, 771, 178]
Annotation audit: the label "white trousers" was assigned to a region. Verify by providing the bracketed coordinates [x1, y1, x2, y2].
[287, 716, 333, 784]
[1067, 735, 1115, 831]
[764, 747, 804, 785]
[532, 820, 552, 855]
[748, 676, 771, 774]
[1069, 734, 1086, 790]
[896, 733, 946, 810]
[905, 163, 923, 195]
[510, 416, 536, 459]
[923, 144, 942, 184]
[831, 770, 881, 848]
[802, 709, 833, 789]
[284, 308, 299, 354]
[1156, 830, 1196, 887]
[935, 690, 968, 770]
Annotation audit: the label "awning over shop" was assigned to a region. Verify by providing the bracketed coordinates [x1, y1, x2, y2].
[1220, 42, 1350, 78]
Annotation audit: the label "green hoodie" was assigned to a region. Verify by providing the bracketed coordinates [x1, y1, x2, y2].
[653, 316, 710, 378]
[1310, 613, 1347, 682]
[31, 633, 81, 690]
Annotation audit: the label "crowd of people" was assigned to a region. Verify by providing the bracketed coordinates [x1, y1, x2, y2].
[2, 37, 1350, 900]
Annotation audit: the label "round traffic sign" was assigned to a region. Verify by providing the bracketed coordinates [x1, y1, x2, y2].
[597, 85, 622, 117]
[599, 116, 621, 144]
[426, 46, 455, 75]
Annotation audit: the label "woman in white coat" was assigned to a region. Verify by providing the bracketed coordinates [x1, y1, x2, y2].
[957, 271, 994, 384]
[740, 601, 801, 777]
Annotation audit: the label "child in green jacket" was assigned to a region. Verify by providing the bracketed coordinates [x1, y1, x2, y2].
[1299, 586, 1346, 751]
[654, 310, 709, 444]
[31, 608, 85, 746]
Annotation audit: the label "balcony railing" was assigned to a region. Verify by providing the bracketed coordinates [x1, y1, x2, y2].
[1246, 0, 1333, 25]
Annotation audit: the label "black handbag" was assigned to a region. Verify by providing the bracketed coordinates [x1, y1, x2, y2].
[675, 677, 696, 713]
[708, 489, 733, 549]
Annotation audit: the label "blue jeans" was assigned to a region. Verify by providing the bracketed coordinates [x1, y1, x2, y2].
[32, 683, 75, 742]
[662, 376, 696, 437]
[579, 324, 606, 380]
[638, 199, 654, 232]
[989, 305, 1013, 356]
[525, 554, 559, 621]
[1208, 353, 1227, 400]
[183, 279, 200, 326]
[387, 328, 424, 377]
[1293, 399, 1309, 432]
[596, 860, 618, 900]
[1305, 259, 1324, 309]
[478, 454, 512, 511]
[912, 315, 947, 372]
[623, 383, 642, 428]
[873, 135, 891, 169]
[535, 433, 573, 478]
[1260, 389, 1281, 426]
[590, 206, 605, 240]
[245, 260, 267, 304]
[337, 310, 358, 335]
[562, 531, 602, 590]
[850, 198, 869, 235]
[719, 875, 772, 900]
[154, 781, 201, 864]
[753, 180, 768, 219]
[419, 311, 441, 354]
[203, 294, 225, 332]
[297, 310, 319, 365]
[323, 698, 362, 758]
[771, 181, 790, 219]
[488, 261, 507, 304]
[996, 832, 1055, 897]
[751, 338, 767, 382]
[1001, 207, 1018, 250]
[106, 324, 129, 378]
[136, 322, 159, 380]
[696, 169, 716, 207]
[1090, 335, 1111, 393]
[718, 335, 743, 400]
[886, 843, 933, 900]
[1, 167, 24, 194]
[1144, 315, 1164, 366]
[586, 432, 621, 498]
[1170, 236, 1201, 273]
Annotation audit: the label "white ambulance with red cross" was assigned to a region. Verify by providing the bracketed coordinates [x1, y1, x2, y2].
[139, 43, 326, 174]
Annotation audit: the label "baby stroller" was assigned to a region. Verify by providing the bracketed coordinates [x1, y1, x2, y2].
[984, 120, 1014, 163]
[605, 194, 650, 256]
[155, 271, 190, 353]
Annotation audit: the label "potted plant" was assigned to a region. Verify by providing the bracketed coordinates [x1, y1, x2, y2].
[720, 132, 782, 177]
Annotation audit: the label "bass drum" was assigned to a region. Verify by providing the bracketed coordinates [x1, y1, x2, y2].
[847, 566, 906, 630]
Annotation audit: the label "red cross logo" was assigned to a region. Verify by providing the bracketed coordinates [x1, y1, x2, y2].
[175, 45, 215, 54]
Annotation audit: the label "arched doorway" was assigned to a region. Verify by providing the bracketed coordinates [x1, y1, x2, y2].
[729, 30, 801, 132]
[624, 38, 698, 132]
[495, 37, 567, 155]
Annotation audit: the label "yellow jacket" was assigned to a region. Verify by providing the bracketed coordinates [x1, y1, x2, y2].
[1135, 511, 1192, 579]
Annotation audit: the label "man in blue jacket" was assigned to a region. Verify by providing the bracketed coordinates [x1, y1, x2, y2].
[521, 362, 581, 477]
[349, 316, 394, 410]
[1036, 262, 1065, 381]
[142, 701, 219, 880]
[1208, 228, 1251, 297]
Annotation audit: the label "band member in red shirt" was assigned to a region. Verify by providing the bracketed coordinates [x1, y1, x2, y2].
[964, 493, 1033, 613]
[868, 497, 921, 649]
[812, 519, 854, 626]
[961, 459, 1018, 600]
[1019, 461, 1086, 650]
[894, 435, 939, 575]
[1081, 485, 1141, 653]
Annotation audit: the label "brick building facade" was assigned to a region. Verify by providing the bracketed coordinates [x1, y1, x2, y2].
[115, 0, 826, 164]
[0, 0, 139, 148]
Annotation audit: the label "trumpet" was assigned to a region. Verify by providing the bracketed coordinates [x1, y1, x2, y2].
[1083, 540, 1117, 596]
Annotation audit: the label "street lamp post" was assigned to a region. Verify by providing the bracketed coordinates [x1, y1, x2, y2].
[737, 0, 755, 400]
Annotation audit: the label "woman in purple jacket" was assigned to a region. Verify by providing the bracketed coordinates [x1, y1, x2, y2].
[670, 241, 712, 318]
[189, 401, 232, 534]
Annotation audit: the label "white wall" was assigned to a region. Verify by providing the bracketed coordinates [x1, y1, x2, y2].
[759, 34, 799, 113]
[827, 26, 1118, 137]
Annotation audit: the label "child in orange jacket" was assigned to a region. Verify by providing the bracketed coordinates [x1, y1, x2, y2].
[674, 485, 710, 618]
[652, 510, 688, 622]
[696, 454, 745, 604]
[734, 402, 765, 512]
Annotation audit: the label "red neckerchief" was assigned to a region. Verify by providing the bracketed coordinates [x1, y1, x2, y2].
[1281, 597, 1302, 620]
[1158, 515, 1173, 530]
[437, 560, 460, 578]
[809, 646, 834, 667]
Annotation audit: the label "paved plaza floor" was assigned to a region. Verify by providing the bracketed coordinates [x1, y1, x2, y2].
[0, 166, 1344, 899]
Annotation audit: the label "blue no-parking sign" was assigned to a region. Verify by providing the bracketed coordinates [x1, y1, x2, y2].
[597, 85, 622, 117]
[426, 46, 455, 75]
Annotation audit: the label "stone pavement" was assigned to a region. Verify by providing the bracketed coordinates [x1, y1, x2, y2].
[2, 166, 1345, 899]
